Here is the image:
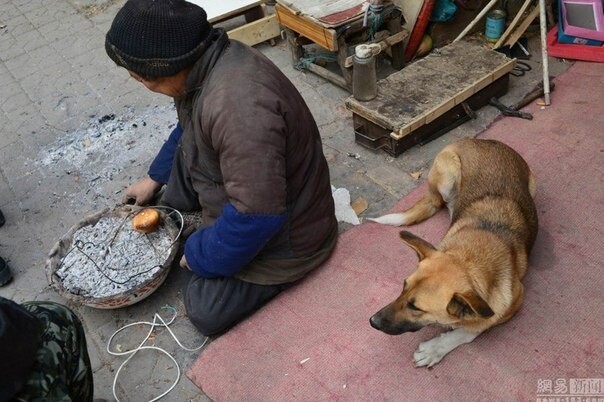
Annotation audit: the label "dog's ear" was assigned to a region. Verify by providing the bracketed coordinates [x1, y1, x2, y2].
[447, 291, 495, 319]
[399, 231, 436, 260]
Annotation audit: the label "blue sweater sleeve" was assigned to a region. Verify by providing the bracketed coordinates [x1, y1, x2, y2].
[147, 123, 183, 184]
[184, 203, 287, 278]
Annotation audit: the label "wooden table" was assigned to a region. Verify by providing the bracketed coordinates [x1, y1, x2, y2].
[188, 0, 280, 47]
[275, 0, 407, 91]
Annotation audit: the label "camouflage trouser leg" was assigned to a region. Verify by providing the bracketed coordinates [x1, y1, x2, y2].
[12, 302, 93, 402]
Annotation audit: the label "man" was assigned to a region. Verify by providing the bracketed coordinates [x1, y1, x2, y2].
[105, 0, 338, 336]
[0, 297, 96, 401]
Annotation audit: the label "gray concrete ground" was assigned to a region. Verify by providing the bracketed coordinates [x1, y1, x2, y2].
[0, 0, 572, 400]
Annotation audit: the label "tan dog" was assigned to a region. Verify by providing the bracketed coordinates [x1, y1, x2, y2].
[369, 138, 538, 368]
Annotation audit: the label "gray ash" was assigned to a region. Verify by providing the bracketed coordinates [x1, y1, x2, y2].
[56, 216, 173, 298]
[37, 104, 176, 188]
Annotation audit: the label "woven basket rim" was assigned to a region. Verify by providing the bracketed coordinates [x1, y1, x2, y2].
[46, 205, 181, 307]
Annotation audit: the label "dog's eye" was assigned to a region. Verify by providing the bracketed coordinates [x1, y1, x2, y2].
[407, 301, 423, 312]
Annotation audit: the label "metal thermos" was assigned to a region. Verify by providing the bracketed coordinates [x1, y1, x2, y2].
[352, 44, 381, 101]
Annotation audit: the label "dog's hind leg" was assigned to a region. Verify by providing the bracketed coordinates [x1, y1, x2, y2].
[428, 147, 461, 215]
[528, 170, 537, 199]
[368, 149, 460, 226]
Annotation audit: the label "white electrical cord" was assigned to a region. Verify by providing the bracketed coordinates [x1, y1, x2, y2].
[106, 306, 208, 402]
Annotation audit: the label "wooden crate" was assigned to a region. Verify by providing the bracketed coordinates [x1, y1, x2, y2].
[345, 41, 515, 156]
[190, 1, 280, 47]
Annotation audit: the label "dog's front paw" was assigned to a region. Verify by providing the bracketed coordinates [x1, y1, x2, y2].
[413, 328, 481, 368]
[413, 338, 447, 368]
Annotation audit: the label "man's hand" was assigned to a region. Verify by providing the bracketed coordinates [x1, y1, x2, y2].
[180, 255, 191, 271]
[123, 177, 162, 205]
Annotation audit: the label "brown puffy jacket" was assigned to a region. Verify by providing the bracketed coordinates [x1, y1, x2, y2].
[172, 29, 337, 285]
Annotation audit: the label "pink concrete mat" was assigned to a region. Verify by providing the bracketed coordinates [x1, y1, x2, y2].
[188, 62, 604, 401]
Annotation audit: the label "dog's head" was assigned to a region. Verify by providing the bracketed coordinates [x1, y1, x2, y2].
[369, 231, 494, 335]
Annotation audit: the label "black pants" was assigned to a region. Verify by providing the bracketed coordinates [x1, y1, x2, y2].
[184, 274, 295, 336]
[164, 141, 294, 336]
[160, 141, 200, 212]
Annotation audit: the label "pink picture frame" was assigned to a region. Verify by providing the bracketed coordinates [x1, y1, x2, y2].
[561, 0, 604, 41]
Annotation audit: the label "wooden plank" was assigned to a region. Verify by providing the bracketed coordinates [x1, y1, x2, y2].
[503, 5, 540, 48]
[425, 97, 457, 124]
[305, 62, 350, 89]
[227, 14, 280, 46]
[276, 3, 338, 51]
[492, 59, 516, 81]
[454, 83, 480, 104]
[493, 0, 533, 49]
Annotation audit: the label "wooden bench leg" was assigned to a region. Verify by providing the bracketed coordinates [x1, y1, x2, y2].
[337, 36, 353, 88]
[387, 10, 405, 69]
[283, 27, 304, 67]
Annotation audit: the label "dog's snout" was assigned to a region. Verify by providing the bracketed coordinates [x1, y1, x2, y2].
[369, 310, 402, 335]
[369, 314, 383, 330]
[370, 308, 425, 335]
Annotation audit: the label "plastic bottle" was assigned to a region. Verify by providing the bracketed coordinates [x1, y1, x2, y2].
[352, 44, 381, 101]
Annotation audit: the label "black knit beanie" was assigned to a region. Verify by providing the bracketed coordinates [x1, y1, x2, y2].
[105, 0, 213, 78]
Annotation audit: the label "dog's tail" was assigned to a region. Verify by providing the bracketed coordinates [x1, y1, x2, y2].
[366, 213, 408, 226]
[367, 193, 444, 226]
